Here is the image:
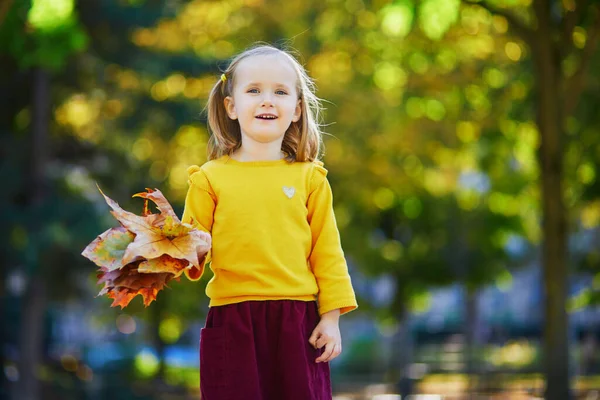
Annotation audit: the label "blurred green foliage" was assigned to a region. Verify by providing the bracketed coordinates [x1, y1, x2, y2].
[2, 0, 599, 333]
[1, 0, 600, 397]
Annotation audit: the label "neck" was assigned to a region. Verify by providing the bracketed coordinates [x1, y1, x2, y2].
[232, 137, 285, 162]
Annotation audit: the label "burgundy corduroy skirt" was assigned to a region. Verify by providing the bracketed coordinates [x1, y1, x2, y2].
[199, 300, 331, 400]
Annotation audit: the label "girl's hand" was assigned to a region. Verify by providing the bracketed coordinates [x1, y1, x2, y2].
[308, 309, 342, 363]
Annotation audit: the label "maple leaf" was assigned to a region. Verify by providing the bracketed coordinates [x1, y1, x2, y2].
[132, 188, 179, 219]
[107, 289, 138, 309]
[83, 185, 212, 308]
[96, 184, 164, 237]
[121, 189, 211, 267]
[138, 254, 190, 275]
[97, 263, 174, 308]
[121, 226, 210, 268]
[82, 227, 135, 271]
[185, 265, 203, 281]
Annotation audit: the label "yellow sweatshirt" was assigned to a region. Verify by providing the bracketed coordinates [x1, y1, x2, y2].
[181, 155, 357, 316]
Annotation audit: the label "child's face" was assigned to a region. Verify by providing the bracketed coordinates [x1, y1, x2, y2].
[224, 55, 302, 147]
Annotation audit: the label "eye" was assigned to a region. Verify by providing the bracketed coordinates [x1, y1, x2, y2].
[276, 90, 287, 95]
[247, 88, 259, 94]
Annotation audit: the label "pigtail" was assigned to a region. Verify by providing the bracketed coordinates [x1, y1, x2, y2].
[206, 72, 242, 160]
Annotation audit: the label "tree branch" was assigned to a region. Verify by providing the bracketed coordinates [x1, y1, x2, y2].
[563, 5, 600, 117]
[461, 0, 535, 46]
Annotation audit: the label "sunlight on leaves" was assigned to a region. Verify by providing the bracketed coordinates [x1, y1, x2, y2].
[409, 290, 432, 314]
[572, 26, 586, 49]
[28, 0, 74, 31]
[505, 41, 523, 61]
[581, 201, 600, 229]
[373, 187, 395, 210]
[577, 162, 596, 185]
[159, 316, 183, 344]
[374, 62, 407, 91]
[382, 240, 404, 261]
[380, 1, 414, 38]
[418, 0, 460, 40]
[456, 121, 481, 143]
[135, 350, 159, 378]
[494, 269, 513, 292]
[403, 197, 423, 219]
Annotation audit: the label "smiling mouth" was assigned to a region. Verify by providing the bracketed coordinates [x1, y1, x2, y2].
[256, 114, 278, 120]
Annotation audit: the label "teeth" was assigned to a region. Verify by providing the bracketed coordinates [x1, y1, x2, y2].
[258, 115, 276, 119]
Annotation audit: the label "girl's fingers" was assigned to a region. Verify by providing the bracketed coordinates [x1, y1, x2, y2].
[333, 343, 342, 359]
[328, 343, 341, 361]
[316, 342, 336, 363]
[315, 336, 328, 349]
[308, 331, 319, 348]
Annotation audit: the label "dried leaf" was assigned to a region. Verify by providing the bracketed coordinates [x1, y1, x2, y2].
[138, 254, 189, 275]
[98, 263, 173, 308]
[85, 185, 212, 309]
[107, 289, 138, 309]
[96, 184, 163, 237]
[185, 265, 203, 281]
[162, 215, 192, 237]
[82, 227, 135, 271]
[121, 227, 211, 268]
[132, 188, 178, 219]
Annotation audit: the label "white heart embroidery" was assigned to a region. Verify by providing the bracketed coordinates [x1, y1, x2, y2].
[283, 186, 295, 199]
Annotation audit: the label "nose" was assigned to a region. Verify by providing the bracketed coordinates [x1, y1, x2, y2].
[260, 92, 274, 106]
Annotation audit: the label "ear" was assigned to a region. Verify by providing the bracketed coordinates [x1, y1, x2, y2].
[224, 96, 237, 120]
[292, 98, 302, 123]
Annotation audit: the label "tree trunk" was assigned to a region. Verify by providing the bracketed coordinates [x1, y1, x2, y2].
[13, 279, 47, 400]
[465, 286, 478, 398]
[11, 67, 50, 400]
[533, 1, 571, 398]
[390, 293, 414, 398]
[393, 318, 415, 398]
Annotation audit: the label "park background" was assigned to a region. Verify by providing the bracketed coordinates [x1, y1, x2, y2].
[1, 0, 600, 399]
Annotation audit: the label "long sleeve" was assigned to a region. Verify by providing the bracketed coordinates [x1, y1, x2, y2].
[181, 165, 216, 281]
[307, 163, 358, 316]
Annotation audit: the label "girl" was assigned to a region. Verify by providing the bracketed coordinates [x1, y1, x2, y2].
[181, 44, 358, 400]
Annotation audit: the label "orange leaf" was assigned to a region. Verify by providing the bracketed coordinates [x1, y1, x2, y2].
[113, 266, 169, 290]
[185, 265, 203, 281]
[142, 198, 150, 217]
[139, 287, 160, 307]
[132, 188, 179, 220]
[108, 289, 138, 309]
[98, 263, 173, 308]
[97, 184, 163, 237]
[138, 254, 189, 275]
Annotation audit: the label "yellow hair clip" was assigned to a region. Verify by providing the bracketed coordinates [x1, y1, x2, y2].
[220, 73, 227, 83]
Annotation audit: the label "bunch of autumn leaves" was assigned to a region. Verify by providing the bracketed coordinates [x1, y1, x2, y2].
[82, 187, 211, 308]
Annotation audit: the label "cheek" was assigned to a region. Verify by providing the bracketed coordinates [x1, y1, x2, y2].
[283, 99, 300, 114]
[237, 101, 254, 116]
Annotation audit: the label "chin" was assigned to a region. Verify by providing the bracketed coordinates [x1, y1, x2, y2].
[255, 135, 285, 143]
[246, 130, 286, 143]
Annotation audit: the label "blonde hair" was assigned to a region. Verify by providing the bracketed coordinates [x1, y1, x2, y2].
[205, 44, 324, 162]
